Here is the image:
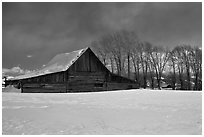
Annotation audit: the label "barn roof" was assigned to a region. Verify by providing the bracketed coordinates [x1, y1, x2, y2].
[13, 47, 89, 80]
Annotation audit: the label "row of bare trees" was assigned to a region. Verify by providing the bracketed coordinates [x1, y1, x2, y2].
[91, 30, 202, 90]
[169, 45, 202, 90]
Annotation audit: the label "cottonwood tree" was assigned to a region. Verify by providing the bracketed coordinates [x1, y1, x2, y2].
[171, 45, 202, 90]
[144, 42, 155, 89]
[92, 32, 124, 75]
[91, 34, 115, 73]
[113, 30, 141, 79]
[190, 47, 202, 90]
[137, 41, 153, 89]
[91, 41, 108, 66]
[173, 45, 193, 90]
[172, 46, 185, 90]
[181, 45, 193, 90]
[92, 30, 140, 77]
[169, 50, 177, 90]
[110, 31, 126, 76]
[120, 30, 139, 78]
[148, 46, 170, 89]
[130, 44, 141, 85]
[91, 30, 202, 91]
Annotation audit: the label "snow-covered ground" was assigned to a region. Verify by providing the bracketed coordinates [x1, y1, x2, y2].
[2, 88, 202, 135]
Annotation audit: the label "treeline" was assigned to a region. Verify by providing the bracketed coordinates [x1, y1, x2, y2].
[91, 30, 202, 90]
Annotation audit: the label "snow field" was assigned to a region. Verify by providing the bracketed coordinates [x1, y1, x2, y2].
[2, 89, 202, 135]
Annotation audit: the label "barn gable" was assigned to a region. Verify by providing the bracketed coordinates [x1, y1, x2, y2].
[68, 48, 109, 73]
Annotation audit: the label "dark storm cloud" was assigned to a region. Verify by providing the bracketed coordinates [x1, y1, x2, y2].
[135, 3, 202, 47]
[2, 2, 201, 70]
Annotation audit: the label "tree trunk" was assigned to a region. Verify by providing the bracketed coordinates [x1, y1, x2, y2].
[133, 62, 137, 81]
[148, 65, 154, 89]
[179, 73, 184, 90]
[127, 53, 130, 79]
[157, 77, 161, 90]
[178, 64, 184, 90]
[151, 77, 154, 89]
[186, 66, 191, 90]
[118, 57, 122, 76]
[172, 76, 176, 90]
[143, 75, 147, 89]
[172, 61, 176, 90]
[141, 60, 147, 89]
[20, 81, 24, 93]
[194, 72, 198, 90]
[143, 62, 148, 89]
[114, 57, 120, 76]
[110, 58, 114, 73]
[103, 58, 106, 66]
[137, 62, 140, 87]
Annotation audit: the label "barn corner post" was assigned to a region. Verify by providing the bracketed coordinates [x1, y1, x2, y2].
[105, 71, 109, 91]
[65, 70, 69, 93]
[20, 80, 23, 93]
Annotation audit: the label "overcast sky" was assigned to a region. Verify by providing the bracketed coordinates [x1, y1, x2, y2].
[2, 2, 202, 71]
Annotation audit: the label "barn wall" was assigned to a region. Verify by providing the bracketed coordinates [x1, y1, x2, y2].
[65, 49, 111, 92]
[22, 84, 66, 93]
[109, 73, 135, 83]
[65, 71, 138, 92]
[66, 71, 107, 92]
[107, 83, 138, 91]
[23, 72, 66, 84]
[21, 72, 67, 93]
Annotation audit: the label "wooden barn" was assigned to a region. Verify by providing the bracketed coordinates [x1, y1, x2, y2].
[7, 47, 138, 93]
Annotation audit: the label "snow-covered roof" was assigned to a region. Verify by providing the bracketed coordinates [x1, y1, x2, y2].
[13, 47, 89, 80]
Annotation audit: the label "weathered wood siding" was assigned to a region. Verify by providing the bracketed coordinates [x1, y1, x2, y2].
[22, 84, 66, 93]
[23, 72, 66, 83]
[69, 48, 108, 73]
[20, 72, 66, 93]
[67, 72, 107, 92]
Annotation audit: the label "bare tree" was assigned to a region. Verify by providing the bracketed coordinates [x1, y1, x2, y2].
[172, 46, 185, 90]
[147, 56, 155, 89]
[91, 34, 116, 73]
[91, 41, 108, 66]
[94, 30, 140, 78]
[169, 50, 177, 90]
[181, 45, 193, 90]
[172, 45, 202, 90]
[92, 30, 201, 91]
[137, 42, 151, 88]
[119, 30, 139, 78]
[173, 45, 193, 90]
[190, 47, 202, 90]
[148, 46, 170, 89]
[130, 45, 141, 86]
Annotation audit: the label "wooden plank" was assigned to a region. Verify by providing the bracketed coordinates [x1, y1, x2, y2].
[22, 83, 66, 93]
[22, 88, 66, 93]
[69, 71, 105, 76]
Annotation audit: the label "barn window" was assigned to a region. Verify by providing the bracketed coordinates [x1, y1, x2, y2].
[94, 83, 103, 87]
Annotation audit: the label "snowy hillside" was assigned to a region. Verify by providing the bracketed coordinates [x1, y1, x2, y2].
[2, 89, 202, 135]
